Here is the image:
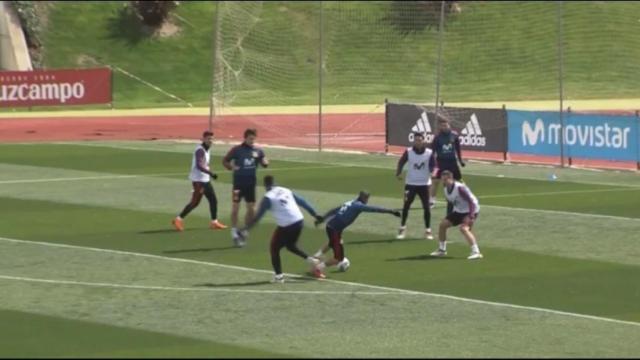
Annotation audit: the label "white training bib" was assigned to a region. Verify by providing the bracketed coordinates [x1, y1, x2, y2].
[444, 181, 480, 214]
[189, 144, 211, 182]
[265, 186, 304, 227]
[405, 147, 433, 186]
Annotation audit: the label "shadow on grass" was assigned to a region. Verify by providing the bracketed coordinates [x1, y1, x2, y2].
[194, 281, 272, 288]
[139, 229, 199, 235]
[194, 277, 315, 288]
[387, 254, 456, 262]
[348, 237, 424, 246]
[162, 246, 237, 254]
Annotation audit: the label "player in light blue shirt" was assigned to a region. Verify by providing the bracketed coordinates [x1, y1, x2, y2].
[312, 191, 400, 276]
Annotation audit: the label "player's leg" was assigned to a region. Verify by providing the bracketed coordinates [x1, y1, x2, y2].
[431, 216, 454, 256]
[416, 185, 433, 240]
[243, 184, 257, 227]
[430, 171, 440, 208]
[460, 214, 482, 259]
[230, 187, 242, 239]
[281, 222, 323, 278]
[270, 227, 286, 283]
[447, 164, 463, 215]
[316, 227, 343, 273]
[313, 243, 331, 259]
[173, 182, 204, 231]
[204, 183, 227, 230]
[398, 185, 417, 239]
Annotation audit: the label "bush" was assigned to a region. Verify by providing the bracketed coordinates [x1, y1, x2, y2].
[383, 1, 459, 36]
[130, 1, 179, 28]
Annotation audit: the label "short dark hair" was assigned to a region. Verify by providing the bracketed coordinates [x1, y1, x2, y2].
[441, 170, 454, 178]
[202, 130, 214, 137]
[244, 128, 257, 138]
[264, 175, 274, 187]
[412, 131, 425, 139]
[358, 190, 370, 201]
[437, 116, 451, 125]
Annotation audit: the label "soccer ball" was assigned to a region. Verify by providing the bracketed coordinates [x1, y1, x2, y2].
[337, 257, 350, 272]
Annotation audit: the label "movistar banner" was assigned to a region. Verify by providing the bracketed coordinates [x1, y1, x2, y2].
[508, 110, 639, 161]
[386, 103, 507, 152]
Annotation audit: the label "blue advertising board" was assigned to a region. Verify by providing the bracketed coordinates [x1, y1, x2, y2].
[508, 110, 639, 162]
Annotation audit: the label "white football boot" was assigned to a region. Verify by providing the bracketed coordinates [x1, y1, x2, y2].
[396, 226, 407, 239]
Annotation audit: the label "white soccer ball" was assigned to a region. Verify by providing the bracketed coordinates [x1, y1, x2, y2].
[337, 257, 350, 272]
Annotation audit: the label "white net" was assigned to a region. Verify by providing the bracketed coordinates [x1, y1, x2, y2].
[212, 1, 319, 108]
[211, 1, 640, 151]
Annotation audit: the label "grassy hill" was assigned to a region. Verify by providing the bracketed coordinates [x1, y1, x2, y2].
[40, 1, 640, 108]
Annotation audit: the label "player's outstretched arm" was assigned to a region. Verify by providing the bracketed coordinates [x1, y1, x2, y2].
[293, 193, 323, 223]
[359, 203, 400, 216]
[243, 197, 270, 231]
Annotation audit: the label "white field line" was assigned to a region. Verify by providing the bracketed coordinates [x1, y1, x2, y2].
[1, 236, 639, 329]
[48, 141, 640, 189]
[0, 165, 345, 185]
[481, 204, 640, 222]
[0, 173, 184, 185]
[1, 171, 639, 222]
[479, 187, 639, 199]
[428, 201, 640, 222]
[0, 275, 399, 296]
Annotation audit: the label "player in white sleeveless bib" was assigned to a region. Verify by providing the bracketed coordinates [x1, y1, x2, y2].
[172, 131, 227, 231]
[430, 170, 483, 260]
[395, 131, 436, 240]
[239, 175, 325, 283]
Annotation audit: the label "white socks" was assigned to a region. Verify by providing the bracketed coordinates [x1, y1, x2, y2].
[471, 243, 480, 254]
[313, 250, 323, 258]
[439, 241, 447, 251]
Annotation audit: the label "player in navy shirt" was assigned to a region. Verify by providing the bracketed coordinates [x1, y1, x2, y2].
[430, 117, 466, 213]
[223, 128, 269, 241]
[312, 191, 400, 276]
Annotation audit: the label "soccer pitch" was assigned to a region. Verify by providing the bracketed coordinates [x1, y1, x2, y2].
[1, 140, 640, 357]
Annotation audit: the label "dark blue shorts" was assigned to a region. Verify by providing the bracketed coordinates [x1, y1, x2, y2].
[232, 181, 256, 203]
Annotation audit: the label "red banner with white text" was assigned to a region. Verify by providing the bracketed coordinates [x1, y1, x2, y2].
[0, 67, 111, 107]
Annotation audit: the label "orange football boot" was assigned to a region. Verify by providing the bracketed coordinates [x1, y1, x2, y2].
[210, 219, 228, 230]
[172, 218, 184, 232]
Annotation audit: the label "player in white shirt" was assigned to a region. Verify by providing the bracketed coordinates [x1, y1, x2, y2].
[395, 132, 436, 240]
[430, 170, 483, 260]
[239, 175, 325, 283]
[172, 131, 227, 231]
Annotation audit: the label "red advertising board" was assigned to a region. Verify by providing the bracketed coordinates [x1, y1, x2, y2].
[0, 67, 112, 107]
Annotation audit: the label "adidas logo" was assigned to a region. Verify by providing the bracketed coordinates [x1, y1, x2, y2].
[460, 113, 487, 147]
[408, 111, 435, 142]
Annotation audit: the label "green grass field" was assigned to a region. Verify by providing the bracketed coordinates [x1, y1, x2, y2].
[1, 140, 640, 357]
[37, 1, 640, 109]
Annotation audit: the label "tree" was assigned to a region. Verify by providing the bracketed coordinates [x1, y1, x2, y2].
[130, 1, 179, 28]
